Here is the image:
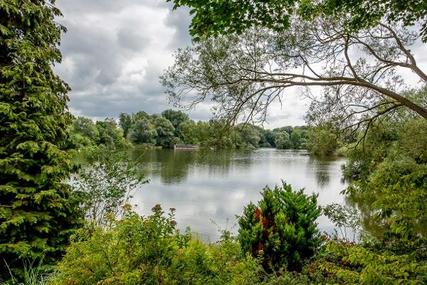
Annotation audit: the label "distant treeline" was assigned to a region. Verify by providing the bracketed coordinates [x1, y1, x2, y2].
[68, 109, 339, 155]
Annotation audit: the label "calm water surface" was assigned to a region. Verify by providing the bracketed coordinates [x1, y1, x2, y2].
[131, 148, 347, 241]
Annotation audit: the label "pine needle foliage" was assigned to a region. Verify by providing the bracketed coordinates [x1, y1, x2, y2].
[0, 0, 83, 281]
[238, 182, 321, 272]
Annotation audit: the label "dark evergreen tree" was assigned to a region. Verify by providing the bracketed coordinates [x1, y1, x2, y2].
[238, 182, 321, 272]
[0, 0, 82, 280]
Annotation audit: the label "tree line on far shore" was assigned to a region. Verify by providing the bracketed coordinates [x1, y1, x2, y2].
[68, 109, 340, 156]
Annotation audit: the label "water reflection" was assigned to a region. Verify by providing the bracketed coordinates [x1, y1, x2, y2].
[131, 148, 347, 241]
[308, 157, 337, 188]
[346, 186, 427, 240]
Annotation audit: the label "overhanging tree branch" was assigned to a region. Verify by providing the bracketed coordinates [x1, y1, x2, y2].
[161, 17, 427, 126]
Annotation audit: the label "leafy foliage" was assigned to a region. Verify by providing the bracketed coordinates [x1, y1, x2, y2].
[274, 132, 292, 149]
[309, 240, 427, 284]
[119, 113, 132, 139]
[0, 0, 83, 281]
[95, 119, 127, 148]
[273, 127, 308, 149]
[128, 118, 157, 145]
[342, 106, 427, 257]
[49, 206, 260, 285]
[161, 109, 190, 138]
[168, 0, 427, 42]
[67, 117, 127, 152]
[307, 124, 339, 156]
[71, 148, 147, 226]
[71, 109, 314, 151]
[322, 203, 361, 242]
[238, 182, 321, 272]
[162, 15, 427, 131]
[153, 116, 176, 148]
[48, 180, 427, 284]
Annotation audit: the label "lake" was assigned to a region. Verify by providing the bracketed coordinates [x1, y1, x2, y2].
[131, 148, 347, 241]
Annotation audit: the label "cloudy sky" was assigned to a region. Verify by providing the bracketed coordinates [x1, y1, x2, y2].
[54, 0, 309, 128]
[54, 1, 427, 128]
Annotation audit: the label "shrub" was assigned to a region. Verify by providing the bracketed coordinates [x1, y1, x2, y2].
[49, 206, 260, 285]
[237, 182, 321, 272]
[49, 206, 183, 285]
[70, 148, 147, 226]
[309, 239, 427, 284]
[48, 193, 427, 284]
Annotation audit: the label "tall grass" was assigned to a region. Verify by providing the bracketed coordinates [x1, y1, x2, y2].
[4, 259, 48, 285]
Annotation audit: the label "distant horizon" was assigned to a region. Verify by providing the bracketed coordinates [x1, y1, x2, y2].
[75, 108, 309, 130]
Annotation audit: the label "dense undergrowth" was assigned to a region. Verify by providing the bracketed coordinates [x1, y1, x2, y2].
[5, 181, 426, 284]
[48, 206, 427, 285]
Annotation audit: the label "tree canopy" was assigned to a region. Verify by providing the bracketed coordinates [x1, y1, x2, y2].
[162, 16, 427, 134]
[168, 0, 427, 42]
[343, 103, 427, 241]
[0, 0, 82, 280]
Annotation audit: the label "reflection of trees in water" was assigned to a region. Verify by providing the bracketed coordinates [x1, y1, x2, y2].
[346, 187, 427, 240]
[135, 148, 345, 188]
[131, 148, 253, 184]
[159, 151, 195, 184]
[308, 157, 332, 188]
[196, 149, 252, 176]
[315, 171, 330, 188]
[345, 191, 384, 239]
[140, 149, 195, 184]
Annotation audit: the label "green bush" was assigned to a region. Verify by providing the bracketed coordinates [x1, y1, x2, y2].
[255, 239, 427, 284]
[309, 240, 427, 284]
[344, 116, 427, 247]
[48, 197, 427, 284]
[237, 182, 321, 272]
[49, 206, 260, 285]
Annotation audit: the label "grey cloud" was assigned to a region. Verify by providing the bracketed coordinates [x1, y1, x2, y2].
[67, 62, 176, 118]
[70, 90, 168, 118]
[59, 0, 164, 15]
[118, 27, 151, 51]
[59, 20, 125, 89]
[55, 0, 184, 118]
[164, 6, 192, 48]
